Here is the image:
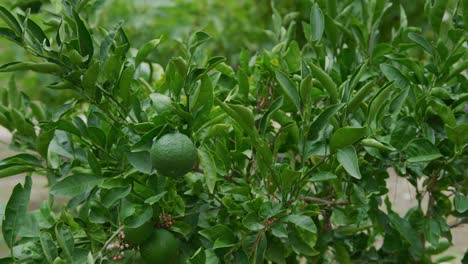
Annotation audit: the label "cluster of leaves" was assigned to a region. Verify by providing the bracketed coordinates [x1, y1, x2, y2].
[0, 0, 467, 263]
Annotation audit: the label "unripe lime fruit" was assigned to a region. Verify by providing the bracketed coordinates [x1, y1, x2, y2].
[123, 221, 153, 245]
[140, 229, 179, 263]
[151, 133, 197, 177]
[150, 93, 173, 114]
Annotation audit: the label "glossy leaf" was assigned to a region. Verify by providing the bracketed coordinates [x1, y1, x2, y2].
[74, 10, 94, 59]
[275, 70, 301, 112]
[198, 147, 217, 194]
[405, 138, 442, 162]
[337, 146, 361, 179]
[2, 176, 31, 249]
[135, 38, 161, 66]
[308, 103, 344, 139]
[310, 3, 324, 41]
[330, 127, 367, 150]
[50, 174, 102, 197]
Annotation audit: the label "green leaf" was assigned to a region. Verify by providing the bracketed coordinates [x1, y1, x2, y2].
[387, 213, 423, 259]
[102, 186, 131, 208]
[17, 14, 49, 47]
[337, 146, 361, 179]
[0, 154, 41, 167]
[118, 65, 135, 105]
[55, 224, 74, 261]
[380, 64, 409, 89]
[123, 206, 152, 228]
[284, 41, 301, 72]
[300, 74, 313, 106]
[0, 27, 21, 45]
[288, 225, 318, 256]
[217, 100, 256, 138]
[424, 219, 440, 245]
[306, 60, 338, 103]
[310, 3, 324, 42]
[445, 123, 468, 147]
[127, 151, 152, 174]
[198, 148, 217, 194]
[199, 224, 236, 248]
[220, 197, 243, 215]
[0, 62, 61, 73]
[368, 83, 394, 128]
[266, 239, 287, 264]
[275, 70, 301, 112]
[334, 242, 352, 264]
[0, 165, 34, 178]
[189, 247, 206, 264]
[191, 74, 214, 124]
[82, 62, 100, 98]
[144, 191, 167, 205]
[390, 117, 417, 150]
[309, 171, 337, 182]
[408, 33, 433, 55]
[361, 138, 396, 152]
[0, 6, 22, 35]
[429, 99, 456, 127]
[2, 176, 31, 249]
[237, 68, 249, 101]
[37, 128, 55, 159]
[40, 231, 58, 263]
[405, 138, 442, 163]
[308, 103, 344, 139]
[330, 127, 367, 150]
[259, 96, 283, 134]
[135, 38, 161, 66]
[454, 193, 468, 213]
[189, 31, 212, 53]
[429, 0, 448, 35]
[250, 233, 267, 264]
[242, 212, 264, 231]
[73, 10, 94, 60]
[284, 215, 317, 233]
[50, 174, 102, 197]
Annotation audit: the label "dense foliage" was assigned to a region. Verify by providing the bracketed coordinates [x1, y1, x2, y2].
[0, 0, 467, 263]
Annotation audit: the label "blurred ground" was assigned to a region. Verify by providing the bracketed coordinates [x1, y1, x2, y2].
[0, 128, 466, 261]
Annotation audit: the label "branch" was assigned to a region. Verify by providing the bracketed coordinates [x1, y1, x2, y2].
[248, 229, 265, 258]
[298, 195, 350, 206]
[450, 218, 468, 229]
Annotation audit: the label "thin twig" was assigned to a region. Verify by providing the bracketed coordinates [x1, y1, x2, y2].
[450, 218, 468, 229]
[298, 195, 351, 206]
[95, 226, 125, 260]
[248, 229, 265, 258]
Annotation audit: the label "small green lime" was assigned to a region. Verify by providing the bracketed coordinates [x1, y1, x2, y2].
[150, 93, 173, 114]
[151, 133, 197, 177]
[140, 229, 179, 263]
[123, 221, 153, 245]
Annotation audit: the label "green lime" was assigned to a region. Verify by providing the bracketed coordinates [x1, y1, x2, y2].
[140, 229, 179, 263]
[151, 133, 197, 177]
[124, 221, 153, 245]
[150, 93, 173, 114]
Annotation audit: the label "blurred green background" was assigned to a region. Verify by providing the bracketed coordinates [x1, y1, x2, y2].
[0, 0, 434, 106]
